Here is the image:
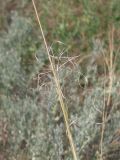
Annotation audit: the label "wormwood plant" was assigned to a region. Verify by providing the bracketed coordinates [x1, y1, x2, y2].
[0, 1, 120, 160]
[0, 12, 47, 94]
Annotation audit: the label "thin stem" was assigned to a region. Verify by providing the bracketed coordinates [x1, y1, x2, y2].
[31, 0, 78, 160]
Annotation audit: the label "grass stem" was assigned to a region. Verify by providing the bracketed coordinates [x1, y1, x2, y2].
[32, 0, 78, 159]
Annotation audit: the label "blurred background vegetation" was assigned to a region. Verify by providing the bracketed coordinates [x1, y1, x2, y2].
[0, 0, 120, 159]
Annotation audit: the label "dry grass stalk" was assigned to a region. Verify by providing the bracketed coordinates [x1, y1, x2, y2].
[99, 26, 115, 160]
[31, 0, 78, 159]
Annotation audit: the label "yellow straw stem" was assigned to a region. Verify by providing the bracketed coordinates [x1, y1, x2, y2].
[31, 0, 78, 160]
